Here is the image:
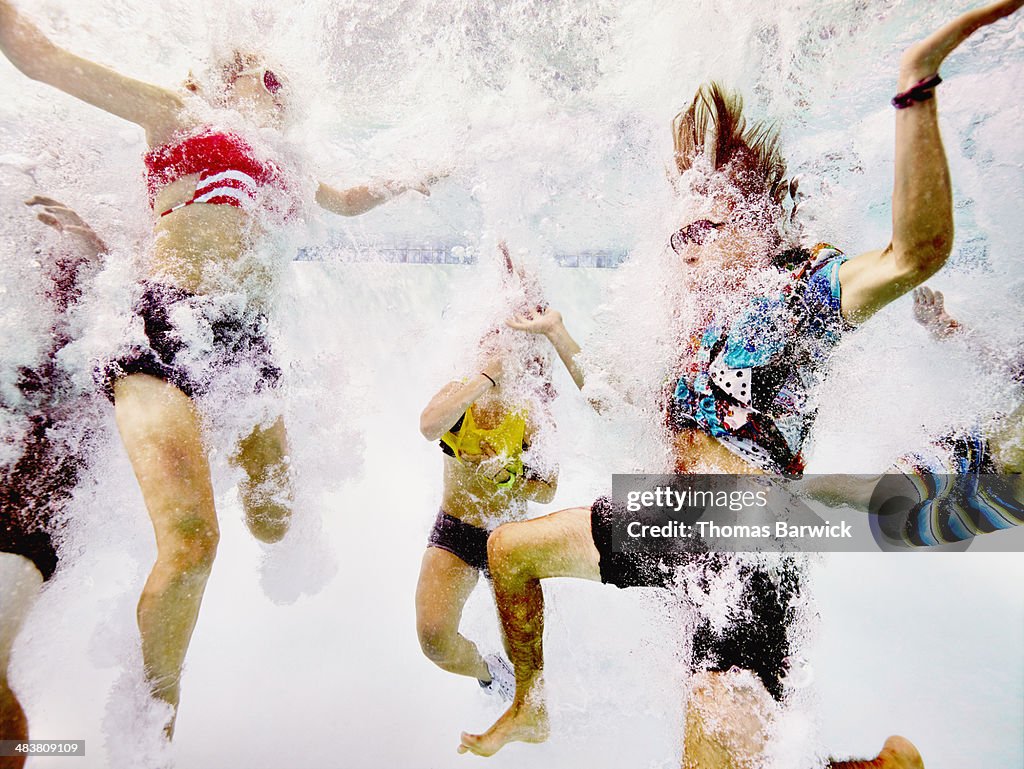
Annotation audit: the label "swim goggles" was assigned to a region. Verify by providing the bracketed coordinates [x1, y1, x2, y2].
[669, 219, 726, 253]
[231, 65, 284, 95]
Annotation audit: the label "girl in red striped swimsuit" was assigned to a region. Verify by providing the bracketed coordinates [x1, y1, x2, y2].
[0, 6, 439, 736]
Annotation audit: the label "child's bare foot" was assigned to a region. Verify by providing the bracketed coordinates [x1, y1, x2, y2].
[457, 697, 549, 757]
[829, 734, 925, 769]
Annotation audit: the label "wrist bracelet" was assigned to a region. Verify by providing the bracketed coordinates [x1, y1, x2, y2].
[480, 372, 497, 387]
[892, 74, 942, 109]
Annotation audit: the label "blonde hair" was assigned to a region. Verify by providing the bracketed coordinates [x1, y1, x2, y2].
[672, 82, 788, 206]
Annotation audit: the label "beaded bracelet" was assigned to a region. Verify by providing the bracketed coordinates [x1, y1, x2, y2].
[892, 74, 942, 109]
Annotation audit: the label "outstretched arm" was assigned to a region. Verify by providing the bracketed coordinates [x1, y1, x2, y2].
[0, 1, 181, 138]
[508, 308, 622, 413]
[838, 0, 1023, 323]
[316, 173, 442, 217]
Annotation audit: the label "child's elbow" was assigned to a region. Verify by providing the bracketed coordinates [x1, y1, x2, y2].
[420, 412, 442, 441]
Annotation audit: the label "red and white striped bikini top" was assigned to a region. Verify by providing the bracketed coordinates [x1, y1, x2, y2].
[143, 129, 285, 217]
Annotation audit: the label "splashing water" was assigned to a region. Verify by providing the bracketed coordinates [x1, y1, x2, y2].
[1, 1, 1023, 768]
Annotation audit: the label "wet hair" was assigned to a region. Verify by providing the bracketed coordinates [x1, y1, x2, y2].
[221, 50, 263, 84]
[672, 82, 788, 207]
[187, 49, 285, 107]
[526, 352, 557, 404]
[476, 328, 556, 404]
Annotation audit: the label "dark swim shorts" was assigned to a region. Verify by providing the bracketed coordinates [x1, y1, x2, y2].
[0, 412, 85, 581]
[101, 282, 281, 402]
[427, 510, 491, 574]
[0, 510, 58, 582]
[589, 495, 800, 702]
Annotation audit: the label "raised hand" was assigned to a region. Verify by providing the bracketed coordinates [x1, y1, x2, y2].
[900, 1, 1024, 85]
[25, 195, 107, 256]
[507, 307, 563, 337]
[409, 168, 451, 197]
[26, 195, 92, 233]
[912, 286, 961, 338]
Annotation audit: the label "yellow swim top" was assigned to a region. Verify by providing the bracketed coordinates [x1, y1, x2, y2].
[440, 405, 527, 484]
